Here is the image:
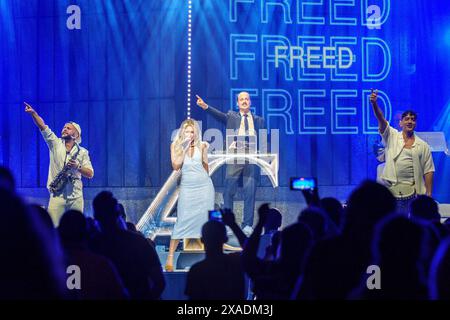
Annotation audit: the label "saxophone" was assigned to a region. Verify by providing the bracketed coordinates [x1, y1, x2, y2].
[49, 144, 81, 194]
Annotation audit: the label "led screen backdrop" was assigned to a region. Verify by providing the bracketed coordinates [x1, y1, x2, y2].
[1, 0, 449, 207]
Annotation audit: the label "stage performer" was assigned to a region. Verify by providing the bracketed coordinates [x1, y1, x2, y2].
[369, 89, 434, 215]
[24, 102, 94, 226]
[196, 92, 265, 236]
[165, 119, 215, 271]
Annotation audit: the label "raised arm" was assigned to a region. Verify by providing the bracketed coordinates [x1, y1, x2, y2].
[369, 89, 388, 133]
[170, 139, 191, 170]
[24, 102, 47, 131]
[222, 209, 248, 248]
[196, 95, 227, 123]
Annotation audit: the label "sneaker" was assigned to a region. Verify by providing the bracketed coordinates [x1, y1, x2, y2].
[242, 225, 253, 237]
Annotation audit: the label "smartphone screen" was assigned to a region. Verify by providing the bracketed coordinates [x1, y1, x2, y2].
[208, 210, 223, 222]
[290, 177, 316, 191]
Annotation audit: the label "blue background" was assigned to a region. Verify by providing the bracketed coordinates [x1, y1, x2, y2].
[1, 0, 449, 221]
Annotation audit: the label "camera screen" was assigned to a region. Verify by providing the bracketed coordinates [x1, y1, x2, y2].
[208, 210, 223, 221]
[290, 177, 316, 190]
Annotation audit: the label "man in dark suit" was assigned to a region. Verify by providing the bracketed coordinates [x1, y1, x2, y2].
[196, 92, 266, 235]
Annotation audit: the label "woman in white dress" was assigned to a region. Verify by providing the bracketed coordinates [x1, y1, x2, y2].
[165, 119, 215, 271]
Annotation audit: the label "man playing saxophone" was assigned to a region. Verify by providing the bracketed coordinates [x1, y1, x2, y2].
[24, 102, 94, 226]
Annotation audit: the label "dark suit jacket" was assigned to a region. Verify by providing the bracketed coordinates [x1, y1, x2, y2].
[205, 105, 266, 132]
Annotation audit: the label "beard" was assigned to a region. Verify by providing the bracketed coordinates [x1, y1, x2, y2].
[61, 133, 74, 141]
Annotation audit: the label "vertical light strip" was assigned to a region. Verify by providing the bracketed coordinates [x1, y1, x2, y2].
[187, 0, 192, 119]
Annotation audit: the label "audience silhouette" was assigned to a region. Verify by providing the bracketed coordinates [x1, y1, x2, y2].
[2, 163, 450, 301]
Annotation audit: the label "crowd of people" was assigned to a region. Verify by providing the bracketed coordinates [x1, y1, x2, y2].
[1, 165, 449, 300]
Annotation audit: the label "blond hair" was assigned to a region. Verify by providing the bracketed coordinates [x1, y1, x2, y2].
[172, 119, 202, 157]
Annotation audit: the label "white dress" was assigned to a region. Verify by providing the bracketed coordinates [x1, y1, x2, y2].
[171, 145, 215, 239]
